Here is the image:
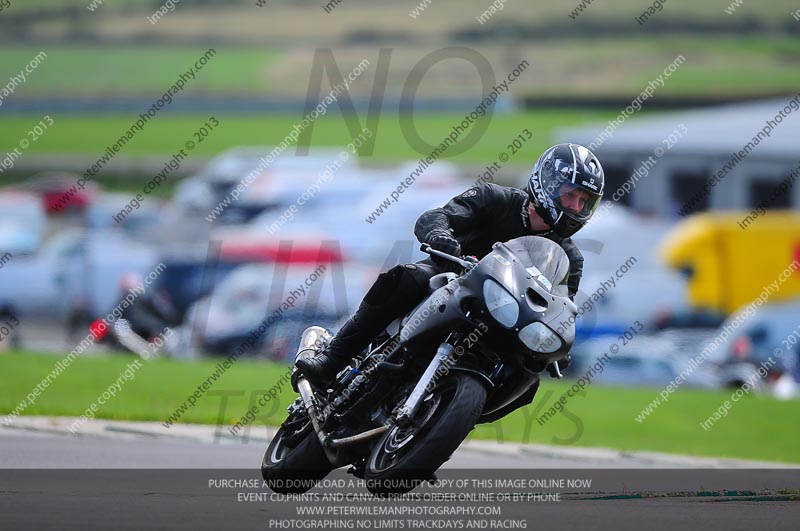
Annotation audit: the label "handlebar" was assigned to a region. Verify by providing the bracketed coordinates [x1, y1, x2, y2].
[420, 244, 478, 270]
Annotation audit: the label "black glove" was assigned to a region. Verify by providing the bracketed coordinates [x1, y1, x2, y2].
[427, 231, 461, 267]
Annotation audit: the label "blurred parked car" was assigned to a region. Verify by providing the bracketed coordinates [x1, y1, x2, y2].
[571, 333, 722, 389]
[0, 191, 47, 255]
[216, 170, 369, 226]
[708, 301, 800, 398]
[0, 228, 158, 319]
[85, 192, 163, 240]
[172, 146, 355, 222]
[179, 261, 371, 358]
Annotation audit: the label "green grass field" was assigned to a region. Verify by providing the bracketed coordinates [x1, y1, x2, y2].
[0, 110, 617, 166]
[2, 37, 800, 99]
[0, 47, 279, 95]
[2, 351, 798, 464]
[7, 0, 800, 43]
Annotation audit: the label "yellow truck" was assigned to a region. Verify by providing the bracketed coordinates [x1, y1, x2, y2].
[658, 211, 800, 315]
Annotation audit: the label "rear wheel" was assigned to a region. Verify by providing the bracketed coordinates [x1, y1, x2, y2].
[365, 373, 487, 494]
[261, 417, 335, 494]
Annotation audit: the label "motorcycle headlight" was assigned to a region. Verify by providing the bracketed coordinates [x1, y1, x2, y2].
[519, 322, 562, 353]
[482, 279, 519, 328]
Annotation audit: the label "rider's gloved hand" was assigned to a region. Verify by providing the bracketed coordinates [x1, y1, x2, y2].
[427, 231, 462, 268]
[428, 231, 461, 257]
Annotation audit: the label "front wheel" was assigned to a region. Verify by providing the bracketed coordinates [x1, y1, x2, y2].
[365, 373, 487, 494]
[261, 420, 336, 494]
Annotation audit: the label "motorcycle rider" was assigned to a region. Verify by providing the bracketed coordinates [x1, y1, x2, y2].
[115, 272, 179, 343]
[297, 143, 605, 400]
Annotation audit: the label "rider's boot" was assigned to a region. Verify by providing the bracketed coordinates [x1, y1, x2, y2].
[296, 307, 380, 388]
[297, 263, 433, 388]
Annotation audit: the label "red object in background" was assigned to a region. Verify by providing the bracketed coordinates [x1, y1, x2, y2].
[41, 189, 94, 213]
[795, 243, 800, 271]
[732, 335, 752, 360]
[89, 319, 108, 341]
[20, 172, 98, 214]
[766, 371, 783, 382]
[220, 242, 344, 264]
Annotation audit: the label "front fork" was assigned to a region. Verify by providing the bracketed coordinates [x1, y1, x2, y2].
[395, 334, 461, 424]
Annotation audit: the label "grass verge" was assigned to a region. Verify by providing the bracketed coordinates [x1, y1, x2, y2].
[0, 110, 616, 166]
[1, 351, 798, 463]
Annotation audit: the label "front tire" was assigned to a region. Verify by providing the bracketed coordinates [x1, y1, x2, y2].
[261, 423, 335, 494]
[365, 373, 487, 494]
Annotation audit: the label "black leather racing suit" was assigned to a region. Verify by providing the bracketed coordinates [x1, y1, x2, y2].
[324, 183, 584, 423]
[411, 183, 583, 422]
[414, 183, 584, 299]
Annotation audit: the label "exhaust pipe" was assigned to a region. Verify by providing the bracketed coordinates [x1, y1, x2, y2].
[297, 377, 329, 447]
[293, 326, 334, 446]
[294, 326, 388, 452]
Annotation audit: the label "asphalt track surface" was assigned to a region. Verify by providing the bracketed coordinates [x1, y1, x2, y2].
[1, 426, 799, 530]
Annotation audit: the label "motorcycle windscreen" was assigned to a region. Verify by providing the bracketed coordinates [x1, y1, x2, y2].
[500, 236, 570, 298]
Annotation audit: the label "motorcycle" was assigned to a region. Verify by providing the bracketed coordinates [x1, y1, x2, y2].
[261, 235, 578, 494]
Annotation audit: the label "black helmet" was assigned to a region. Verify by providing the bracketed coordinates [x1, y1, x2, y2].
[527, 143, 604, 238]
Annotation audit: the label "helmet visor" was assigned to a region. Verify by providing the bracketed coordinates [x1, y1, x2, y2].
[531, 144, 604, 231]
[554, 181, 601, 222]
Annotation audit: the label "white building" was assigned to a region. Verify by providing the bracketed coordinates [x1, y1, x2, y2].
[558, 98, 800, 217]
